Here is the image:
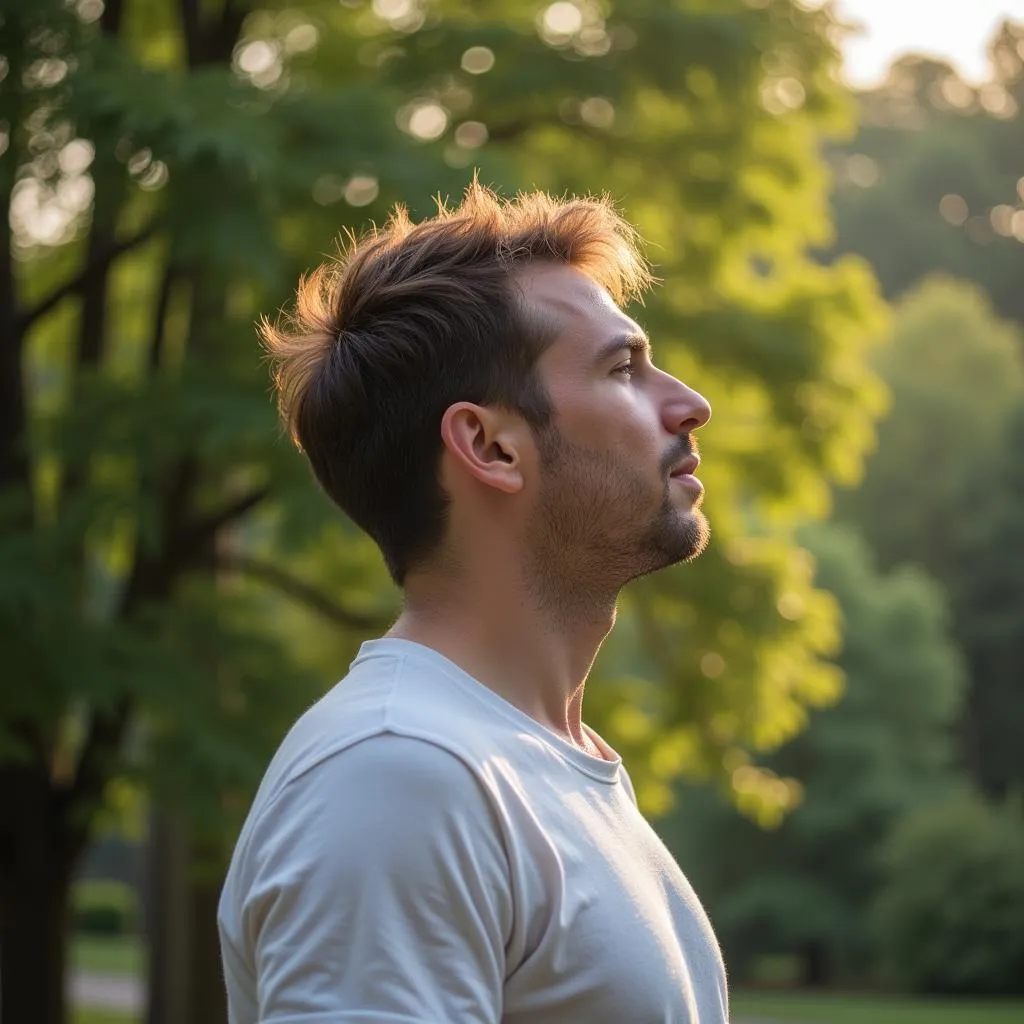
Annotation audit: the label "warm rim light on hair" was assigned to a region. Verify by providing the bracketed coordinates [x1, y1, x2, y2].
[259, 176, 652, 582]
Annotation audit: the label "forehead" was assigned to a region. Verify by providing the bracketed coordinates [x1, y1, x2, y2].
[516, 263, 641, 368]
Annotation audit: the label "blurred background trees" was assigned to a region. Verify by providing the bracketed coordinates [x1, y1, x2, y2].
[833, 278, 1024, 802]
[672, 20, 1024, 997]
[871, 793, 1024, 996]
[0, 1, 1021, 1022]
[826, 22, 1024, 324]
[663, 522, 965, 988]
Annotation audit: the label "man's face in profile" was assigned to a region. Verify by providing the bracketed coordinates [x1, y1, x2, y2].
[517, 264, 712, 593]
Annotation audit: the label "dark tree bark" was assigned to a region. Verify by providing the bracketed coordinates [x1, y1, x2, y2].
[0, 13, 28, 498]
[144, 819, 230, 1024]
[188, 844, 230, 1024]
[145, 811, 191, 1024]
[0, 4, 257, 1019]
[0, 764, 76, 1024]
[0, 12, 71, 1024]
[800, 938, 830, 988]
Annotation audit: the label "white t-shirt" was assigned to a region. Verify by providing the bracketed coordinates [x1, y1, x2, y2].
[218, 638, 729, 1023]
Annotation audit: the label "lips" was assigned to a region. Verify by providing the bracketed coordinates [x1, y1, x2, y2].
[669, 454, 701, 478]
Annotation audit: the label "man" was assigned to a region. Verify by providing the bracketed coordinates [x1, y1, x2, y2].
[218, 181, 727, 1023]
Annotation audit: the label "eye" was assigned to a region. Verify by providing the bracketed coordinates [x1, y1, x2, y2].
[612, 361, 636, 378]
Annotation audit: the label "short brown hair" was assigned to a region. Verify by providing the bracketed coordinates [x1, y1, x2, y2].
[262, 180, 651, 584]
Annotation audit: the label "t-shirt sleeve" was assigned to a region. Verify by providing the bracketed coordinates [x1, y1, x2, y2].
[240, 733, 511, 1023]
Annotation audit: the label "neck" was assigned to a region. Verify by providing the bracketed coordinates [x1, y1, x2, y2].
[387, 553, 618, 754]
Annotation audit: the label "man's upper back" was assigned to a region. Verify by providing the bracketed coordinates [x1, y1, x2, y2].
[218, 638, 728, 1023]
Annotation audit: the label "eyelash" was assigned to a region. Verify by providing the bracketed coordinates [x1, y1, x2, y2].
[613, 362, 636, 377]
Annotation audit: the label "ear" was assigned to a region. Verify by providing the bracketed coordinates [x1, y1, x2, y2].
[440, 402, 527, 495]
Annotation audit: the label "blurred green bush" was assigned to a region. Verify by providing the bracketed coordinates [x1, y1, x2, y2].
[71, 880, 139, 939]
[872, 792, 1024, 995]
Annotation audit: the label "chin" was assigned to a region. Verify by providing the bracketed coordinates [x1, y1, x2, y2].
[632, 509, 710, 581]
[674, 511, 710, 564]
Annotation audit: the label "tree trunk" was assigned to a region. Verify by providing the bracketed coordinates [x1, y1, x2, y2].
[145, 811, 229, 1024]
[145, 810, 190, 1024]
[0, 768, 75, 1024]
[188, 858, 228, 1024]
[800, 938, 829, 988]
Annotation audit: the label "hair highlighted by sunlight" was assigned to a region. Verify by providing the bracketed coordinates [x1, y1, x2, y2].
[262, 179, 652, 584]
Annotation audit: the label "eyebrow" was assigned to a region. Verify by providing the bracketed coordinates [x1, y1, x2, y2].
[594, 332, 652, 367]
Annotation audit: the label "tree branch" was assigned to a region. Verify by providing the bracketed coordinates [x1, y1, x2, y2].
[0, 16, 30, 495]
[180, 0, 245, 68]
[216, 552, 392, 631]
[65, 699, 133, 860]
[209, 0, 246, 66]
[179, 0, 203, 67]
[147, 264, 177, 372]
[100, 0, 125, 36]
[15, 221, 160, 336]
[0, 195, 26, 493]
[182, 485, 270, 555]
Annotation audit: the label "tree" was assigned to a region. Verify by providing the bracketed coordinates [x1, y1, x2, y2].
[835, 276, 1024, 576]
[833, 277, 1024, 799]
[825, 25, 1024, 804]
[872, 791, 1024, 995]
[948, 401, 1024, 799]
[827, 20, 1024, 328]
[661, 523, 964, 985]
[0, 1, 884, 1020]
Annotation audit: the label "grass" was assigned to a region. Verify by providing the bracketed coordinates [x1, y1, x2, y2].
[71, 934, 144, 977]
[731, 990, 1024, 1023]
[73, 992, 1024, 1024]
[73, 1011, 135, 1024]
[68, 941, 1024, 1024]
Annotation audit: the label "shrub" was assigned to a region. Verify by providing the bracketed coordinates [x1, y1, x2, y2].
[872, 791, 1024, 995]
[72, 879, 140, 938]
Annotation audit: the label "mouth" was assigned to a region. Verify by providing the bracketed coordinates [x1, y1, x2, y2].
[668, 453, 703, 500]
[669, 454, 701, 479]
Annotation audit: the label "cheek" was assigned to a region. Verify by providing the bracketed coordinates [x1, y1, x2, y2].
[608, 398, 663, 461]
[551, 381, 663, 462]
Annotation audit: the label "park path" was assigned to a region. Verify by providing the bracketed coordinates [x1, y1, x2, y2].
[70, 970, 793, 1023]
[70, 971, 144, 1014]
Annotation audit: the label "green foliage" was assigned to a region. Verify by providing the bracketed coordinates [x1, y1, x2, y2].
[872, 792, 1024, 996]
[71, 880, 139, 938]
[827, 22, 1024, 325]
[835, 276, 1024, 577]
[0, 0, 885, 900]
[825, 17, 1024, 812]
[71, 933, 144, 977]
[662, 522, 963, 982]
[948, 401, 1024, 798]
[834, 277, 1024, 800]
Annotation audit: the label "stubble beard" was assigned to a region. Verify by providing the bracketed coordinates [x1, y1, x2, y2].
[526, 431, 709, 624]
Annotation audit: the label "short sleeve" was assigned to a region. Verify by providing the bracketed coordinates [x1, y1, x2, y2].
[241, 734, 511, 1023]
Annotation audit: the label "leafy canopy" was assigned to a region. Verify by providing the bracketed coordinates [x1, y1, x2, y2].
[0, 0, 886, 847]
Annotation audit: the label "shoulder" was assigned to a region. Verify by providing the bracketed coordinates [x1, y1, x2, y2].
[261, 732, 504, 843]
[224, 734, 514, 1023]
[233, 733, 513, 922]
[236, 733, 514, 933]
[252, 645, 518, 810]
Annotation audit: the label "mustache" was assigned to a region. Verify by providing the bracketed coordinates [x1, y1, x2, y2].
[660, 435, 699, 476]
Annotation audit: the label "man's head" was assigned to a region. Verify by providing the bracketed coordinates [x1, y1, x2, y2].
[265, 182, 710, 590]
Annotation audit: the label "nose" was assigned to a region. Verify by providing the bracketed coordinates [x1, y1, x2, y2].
[662, 375, 712, 436]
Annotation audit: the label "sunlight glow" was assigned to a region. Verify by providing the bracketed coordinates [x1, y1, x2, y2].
[804, 0, 1024, 87]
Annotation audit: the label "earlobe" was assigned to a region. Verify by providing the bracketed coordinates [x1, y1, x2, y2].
[440, 403, 524, 494]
